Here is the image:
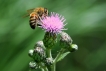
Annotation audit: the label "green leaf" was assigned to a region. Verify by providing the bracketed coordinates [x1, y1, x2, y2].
[57, 52, 70, 62]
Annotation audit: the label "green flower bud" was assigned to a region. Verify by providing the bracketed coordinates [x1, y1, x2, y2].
[43, 32, 57, 49]
[33, 47, 46, 62]
[29, 61, 38, 69]
[35, 41, 45, 49]
[28, 49, 34, 58]
[68, 44, 78, 52]
[60, 31, 72, 48]
[45, 57, 53, 65]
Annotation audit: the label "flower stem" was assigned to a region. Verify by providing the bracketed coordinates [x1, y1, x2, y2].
[54, 48, 65, 63]
[51, 48, 65, 71]
[46, 48, 52, 58]
[51, 63, 56, 71]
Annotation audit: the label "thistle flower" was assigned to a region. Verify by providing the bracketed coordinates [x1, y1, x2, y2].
[60, 31, 72, 44]
[35, 41, 45, 49]
[43, 32, 57, 49]
[29, 61, 38, 69]
[41, 12, 66, 34]
[60, 31, 73, 48]
[45, 57, 53, 65]
[33, 47, 46, 62]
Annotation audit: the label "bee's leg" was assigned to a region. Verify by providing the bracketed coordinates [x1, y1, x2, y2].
[37, 20, 42, 27]
[39, 17, 42, 20]
[37, 24, 42, 26]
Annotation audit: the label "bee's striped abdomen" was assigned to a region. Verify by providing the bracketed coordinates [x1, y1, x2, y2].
[29, 12, 38, 29]
[29, 17, 36, 29]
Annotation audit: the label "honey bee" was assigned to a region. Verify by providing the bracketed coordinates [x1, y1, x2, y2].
[27, 7, 48, 29]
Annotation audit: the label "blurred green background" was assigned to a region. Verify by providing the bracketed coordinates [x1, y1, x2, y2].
[0, 0, 106, 71]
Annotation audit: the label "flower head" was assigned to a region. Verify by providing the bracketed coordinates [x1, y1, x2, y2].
[60, 31, 72, 44]
[41, 12, 66, 34]
[59, 31, 73, 48]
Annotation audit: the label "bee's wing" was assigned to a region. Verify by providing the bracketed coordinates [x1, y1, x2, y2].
[23, 14, 29, 18]
[23, 8, 35, 18]
[27, 8, 35, 13]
